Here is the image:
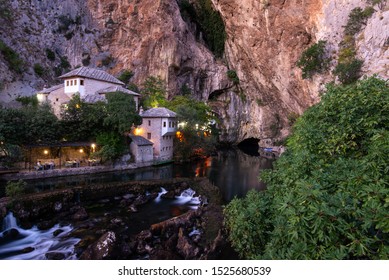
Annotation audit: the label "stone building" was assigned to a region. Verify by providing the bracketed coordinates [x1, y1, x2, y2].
[129, 135, 154, 163]
[133, 107, 177, 162]
[37, 67, 139, 117]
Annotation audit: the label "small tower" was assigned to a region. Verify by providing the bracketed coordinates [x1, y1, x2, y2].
[137, 107, 177, 161]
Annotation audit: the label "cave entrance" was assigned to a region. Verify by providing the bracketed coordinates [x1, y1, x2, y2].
[237, 138, 260, 156]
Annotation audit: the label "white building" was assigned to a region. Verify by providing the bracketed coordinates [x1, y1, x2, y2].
[37, 67, 139, 117]
[133, 107, 177, 162]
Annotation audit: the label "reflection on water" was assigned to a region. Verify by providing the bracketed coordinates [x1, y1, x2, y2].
[0, 148, 273, 203]
[174, 148, 273, 202]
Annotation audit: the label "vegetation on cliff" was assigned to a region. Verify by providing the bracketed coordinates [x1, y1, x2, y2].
[178, 0, 226, 58]
[297, 40, 329, 79]
[225, 76, 389, 259]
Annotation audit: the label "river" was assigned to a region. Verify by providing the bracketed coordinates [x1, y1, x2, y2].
[0, 147, 274, 259]
[0, 147, 273, 202]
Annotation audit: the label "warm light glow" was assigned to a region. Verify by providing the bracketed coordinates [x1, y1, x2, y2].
[79, 149, 84, 153]
[91, 143, 96, 152]
[176, 131, 184, 142]
[134, 128, 142, 135]
[76, 104, 80, 109]
[178, 122, 186, 128]
[43, 150, 49, 155]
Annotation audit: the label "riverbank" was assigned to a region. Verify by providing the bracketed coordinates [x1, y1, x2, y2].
[0, 161, 155, 181]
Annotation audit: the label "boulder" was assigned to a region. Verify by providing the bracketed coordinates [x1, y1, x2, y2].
[176, 228, 200, 259]
[80, 231, 117, 260]
[20, 247, 35, 254]
[72, 207, 88, 221]
[53, 229, 64, 237]
[45, 252, 66, 260]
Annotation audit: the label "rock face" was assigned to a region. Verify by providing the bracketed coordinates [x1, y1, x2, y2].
[1, 0, 388, 143]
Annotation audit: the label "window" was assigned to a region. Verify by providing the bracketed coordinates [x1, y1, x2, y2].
[169, 122, 171, 128]
[80, 80, 84, 86]
[74, 80, 77, 86]
[163, 121, 166, 127]
[56, 98, 59, 102]
[70, 80, 73, 86]
[66, 81, 69, 86]
[147, 133, 151, 140]
[148, 120, 151, 126]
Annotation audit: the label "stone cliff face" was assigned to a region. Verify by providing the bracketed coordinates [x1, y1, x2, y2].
[1, 0, 388, 144]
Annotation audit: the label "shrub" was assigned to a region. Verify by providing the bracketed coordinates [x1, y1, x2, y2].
[45, 48, 56, 61]
[333, 58, 363, 84]
[227, 70, 240, 84]
[297, 40, 329, 79]
[33, 63, 45, 77]
[5, 180, 27, 198]
[118, 70, 133, 85]
[0, 39, 24, 73]
[344, 7, 375, 36]
[225, 77, 389, 259]
[102, 55, 113, 66]
[82, 54, 91, 66]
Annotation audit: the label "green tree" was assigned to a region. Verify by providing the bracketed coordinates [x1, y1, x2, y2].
[165, 95, 217, 160]
[23, 103, 61, 144]
[60, 95, 107, 141]
[104, 91, 141, 134]
[225, 77, 389, 259]
[93, 132, 126, 162]
[141, 76, 167, 108]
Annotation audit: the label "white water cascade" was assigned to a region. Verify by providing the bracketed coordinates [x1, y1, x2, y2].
[0, 212, 80, 260]
[175, 188, 201, 209]
[155, 187, 168, 203]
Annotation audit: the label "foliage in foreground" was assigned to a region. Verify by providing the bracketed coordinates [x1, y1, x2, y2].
[225, 77, 389, 259]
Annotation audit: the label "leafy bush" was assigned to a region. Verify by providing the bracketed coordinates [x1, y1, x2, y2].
[344, 7, 375, 36]
[297, 40, 329, 79]
[33, 63, 45, 77]
[101, 55, 113, 66]
[118, 70, 133, 85]
[0, 39, 24, 73]
[333, 58, 363, 84]
[82, 54, 91, 66]
[5, 180, 27, 198]
[16, 95, 38, 107]
[225, 77, 389, 259]
[227, 70, 240, 84]
[46, 48, 56, 61]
